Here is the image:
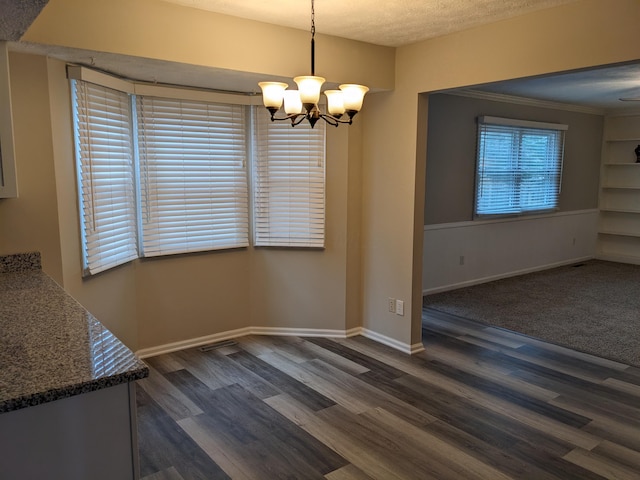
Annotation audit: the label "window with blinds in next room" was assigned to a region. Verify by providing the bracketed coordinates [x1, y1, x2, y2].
[475, 116, 567, 218]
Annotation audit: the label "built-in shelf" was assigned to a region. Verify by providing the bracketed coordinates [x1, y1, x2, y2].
[599, 115, 640, 263]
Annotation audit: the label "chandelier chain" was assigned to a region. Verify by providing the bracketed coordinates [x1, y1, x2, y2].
[310, 0, 316, 75]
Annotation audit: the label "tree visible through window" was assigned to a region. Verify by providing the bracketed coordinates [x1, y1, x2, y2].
[475, 116, 567, 217]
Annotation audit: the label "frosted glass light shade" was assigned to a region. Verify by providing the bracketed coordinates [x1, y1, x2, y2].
[324, 90, 345, 116]
[258, 82, 288, 109]
[283, 90, 303, 114]
[339, 84, 369, 112]
[294, 76, 325, 105]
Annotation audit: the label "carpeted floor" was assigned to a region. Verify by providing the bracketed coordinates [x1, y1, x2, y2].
[423, 260, 640, 367]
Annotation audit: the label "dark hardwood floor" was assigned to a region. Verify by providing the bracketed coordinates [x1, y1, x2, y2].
[136, 309, 640, 479]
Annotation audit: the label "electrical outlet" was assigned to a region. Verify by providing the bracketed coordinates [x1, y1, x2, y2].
[459, 255, 465, 266]
[396, 299, 404, 316]
[388, 297, 396, 313]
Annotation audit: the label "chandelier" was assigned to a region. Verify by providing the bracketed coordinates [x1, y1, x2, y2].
[258, 0, 369, 128]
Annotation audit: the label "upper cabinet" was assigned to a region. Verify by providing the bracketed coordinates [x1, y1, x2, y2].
[598, 114, 640, 264]
[0, 42, 17, 198]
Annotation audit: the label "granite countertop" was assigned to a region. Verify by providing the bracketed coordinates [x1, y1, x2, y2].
[0, 253, 148, 413]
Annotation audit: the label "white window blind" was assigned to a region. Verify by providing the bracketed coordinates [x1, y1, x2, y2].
[252, 108, 326, 247]
[136, 96, 249, 256]
[475, 116, 567, 217]
[72, 80, 138, 275]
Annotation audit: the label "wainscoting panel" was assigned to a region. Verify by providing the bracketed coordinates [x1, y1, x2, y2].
[423, 210, 598, 294]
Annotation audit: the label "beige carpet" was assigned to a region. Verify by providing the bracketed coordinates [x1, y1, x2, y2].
[423, 260, 640, 367]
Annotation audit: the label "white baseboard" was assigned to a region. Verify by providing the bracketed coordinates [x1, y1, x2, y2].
[360, 328, 425, 355]
[136, 327, 253, 358]
[423, 255, 595, 295]
[249, 326, 362, 338]
[135, 325, 416, 358]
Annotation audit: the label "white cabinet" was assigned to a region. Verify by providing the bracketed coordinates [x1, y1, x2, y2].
[598, 115, 640, 263]
[0, 384, 140, 480]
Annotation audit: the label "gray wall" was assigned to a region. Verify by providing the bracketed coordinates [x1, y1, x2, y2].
[424, 93, 604, 225]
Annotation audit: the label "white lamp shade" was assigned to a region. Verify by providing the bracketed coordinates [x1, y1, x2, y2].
[339, 84, 369, 112]
[294, 76, 325, 105]
[324, 90, 345, 116]
[258, 82, 288, 109]
[283, 90, 303, 114]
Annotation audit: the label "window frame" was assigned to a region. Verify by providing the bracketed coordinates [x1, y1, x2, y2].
[69, 66, 328, 275]
[251, 107, 326, 248]
[135, 94, 250, 257]
[474, 115, 567, 219]
[71, 78, 139, 276]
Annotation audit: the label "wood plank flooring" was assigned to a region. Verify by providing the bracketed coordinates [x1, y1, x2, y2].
[137, 309, 640, 479]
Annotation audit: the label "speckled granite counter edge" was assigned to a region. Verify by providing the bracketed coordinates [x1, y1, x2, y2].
[0, 368, 148, 413]
[0, 252, 149, 414]
[0, 252, 41, 273]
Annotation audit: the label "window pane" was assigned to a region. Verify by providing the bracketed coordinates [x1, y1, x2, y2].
[137, 96, 249, 256]
[475, 119, 565, 217]
[72, 80, 138, 275]
[252, 109, 326, 247]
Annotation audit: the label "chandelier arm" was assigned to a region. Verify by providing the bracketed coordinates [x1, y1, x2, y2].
[268, 113, 303, 123]
[320, 115, 339, 127]
[292, 114, 309, 127]
[267, 111, 355, 128]
[319, 114, 353, 126]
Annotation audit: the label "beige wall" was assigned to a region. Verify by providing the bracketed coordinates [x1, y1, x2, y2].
[135, 251, 251, 348]
[11, 0, 386, 351]
[0, 53, 63, 283]
[5, 0, 640, 353]
[345, 121, 364, 331]
[3, 50, 363, 351]
[361, 89, 419, 346]
[362, 0, 640, 348]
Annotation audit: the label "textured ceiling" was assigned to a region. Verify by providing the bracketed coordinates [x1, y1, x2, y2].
[160, 0, 578, 47]
[5, 0, 640, 112]
[0, 0, 48, 41]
